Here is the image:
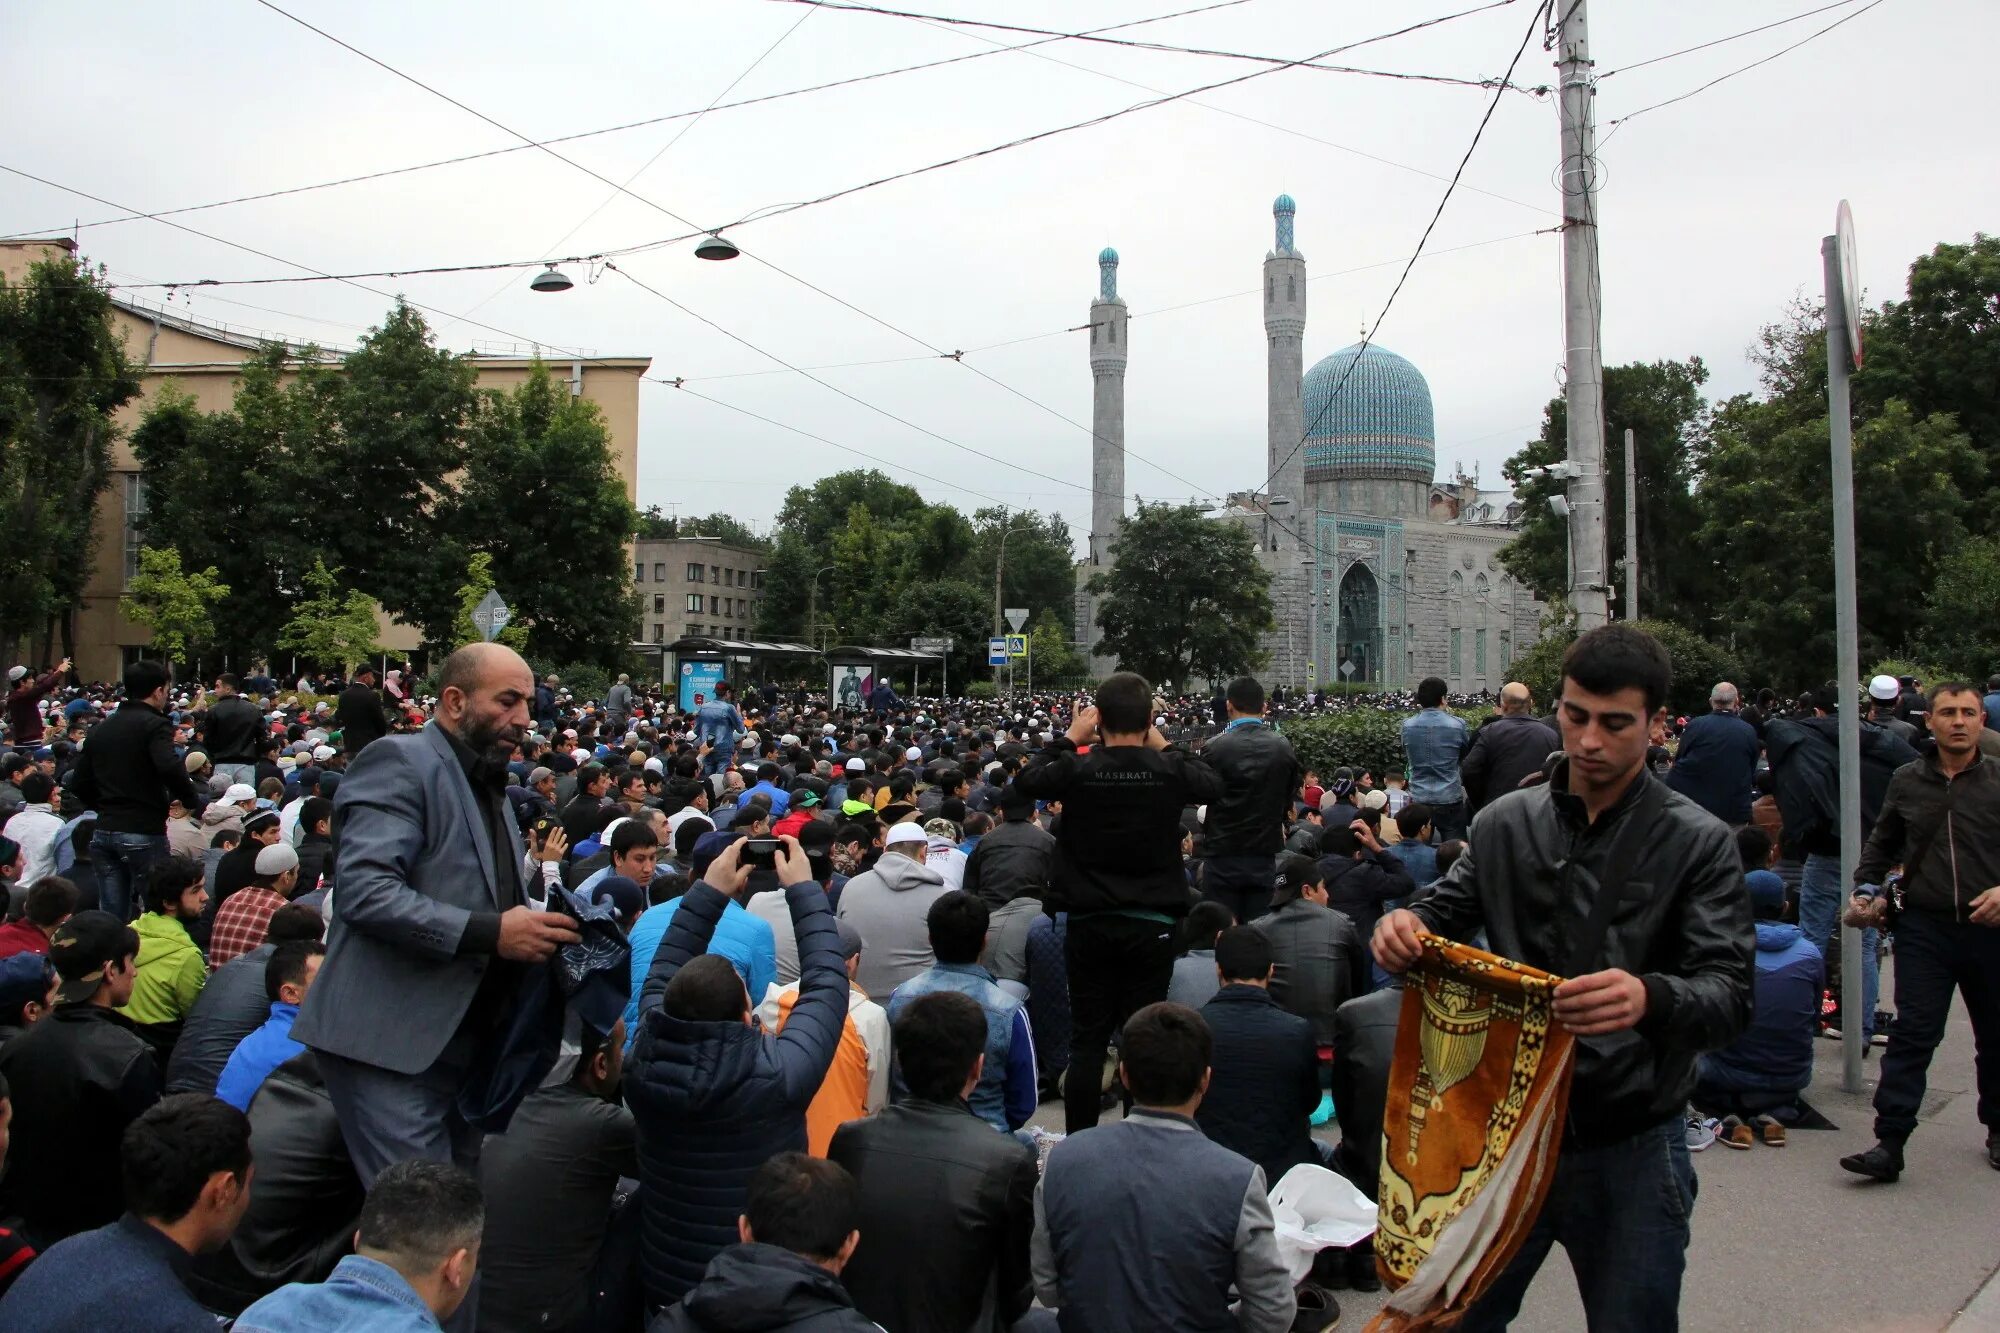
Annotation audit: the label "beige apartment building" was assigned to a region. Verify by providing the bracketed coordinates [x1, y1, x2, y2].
[633, 536, 766, 645]
[2, 238, 652, 682]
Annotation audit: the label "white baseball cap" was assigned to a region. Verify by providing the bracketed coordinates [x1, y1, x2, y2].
[1867, 674, 1902, 703]
[311, 745, 336, 762]
[845, 757, 866, 773]
[222, 783, 257, 805]
[884, 823, 927, 847]
[904, 746, 922, 763]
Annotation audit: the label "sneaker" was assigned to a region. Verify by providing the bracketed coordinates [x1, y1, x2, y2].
[1291, 1281, 1341, 1332]
[1753, 1115, 1787, 1147]
[1685, 1113, 1716, 1152]
[1839, 1141, 1903, 1182]
[1986, 1135, 2000, 1171]
[1821, 1025, 1843, 1040]
[1871, 1031, 1889, 1047]
[1718, 1116, 1754, 1150]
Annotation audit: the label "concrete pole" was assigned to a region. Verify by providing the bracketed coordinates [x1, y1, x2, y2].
[1823, 234, 1866, 1095]
[1557, 0, 1609, 628]
[1624, 427, 1639, 620]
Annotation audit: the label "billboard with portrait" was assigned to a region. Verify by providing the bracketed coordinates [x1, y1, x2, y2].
[831, 663, 873, 712]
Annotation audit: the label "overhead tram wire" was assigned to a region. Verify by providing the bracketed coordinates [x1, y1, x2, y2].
[1597, 0, 1865, 78]
[1598, 0, 1890, 148]
[1245, 0, 1555, 582]
[0, 0, 1253, 243]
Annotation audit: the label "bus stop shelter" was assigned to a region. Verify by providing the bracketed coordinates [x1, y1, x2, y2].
[635, 637, 818, 709]
[825, 643, 951, 703]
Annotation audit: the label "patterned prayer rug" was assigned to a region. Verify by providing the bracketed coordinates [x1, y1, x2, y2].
[1367, 935, 1577, 1331]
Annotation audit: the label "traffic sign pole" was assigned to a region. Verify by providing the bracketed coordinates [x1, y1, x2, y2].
[1826, 209, 1865, 1096]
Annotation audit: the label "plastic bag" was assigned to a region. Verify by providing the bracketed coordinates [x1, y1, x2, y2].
[1267, 1163, 1378, 1284]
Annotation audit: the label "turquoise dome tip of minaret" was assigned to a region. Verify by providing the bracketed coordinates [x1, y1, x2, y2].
[1097, 247, 1119, 300]
[1098, 247, 1119, 264]
[1273, 194, 1296, 213]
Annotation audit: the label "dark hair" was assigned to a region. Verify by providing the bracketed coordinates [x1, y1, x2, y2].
[1225, 676, 1265, 716]
[1561, 624, 1672, 716]
[1317, 823, 1359, 859]
[1416, 676, 1448, 709]
[1119, 1002, 1211, 1107]
[744, 1153, 858, 1261]
[215, 672, 243, 692]
[1095, 672, 1152, 735]
[265, 902, 325, 943]
[757, 762, 780, 783]
[1928, 680, 1981, 709]
[996, 783, 1033, 819]
[1435, 839, 1467, 878]
[122, 1094, 252, 1223]
[925, 891, 989, 965]
[17, 772, 53, 805]
[1733, 825, 1772, 873]
[834, 821, 873, 848]
[143, 856, 205, 914]
[673, 818, 711, 858]
[357, 1160, 485, 1269]
[577, 762, 608, 792]
[1395, 801, 1434, 840]
[648, 868, 688, 906]
[24, 876, 79, 927]
[298, 796, 333, 836]
[1179, 899, 1234, 954]
[1214, 925, 1274, 982]
[610, 819, 661, 857]
[664, 954, 748, 1023]
[264, 939, 325, 1002]
[124, 659, 171, 700]
[962, 811, 993, 837]
[893, 990, 987, 1102]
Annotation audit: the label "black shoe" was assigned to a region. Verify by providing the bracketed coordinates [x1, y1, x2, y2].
[1345, 1242, 1381, 1293]
[1840, 1141, 1904, 1182]
[1290, 1282, 1341, 1332]
[1987, 1135, 2000, 1171]
[1309, 1246, 1348, 1291]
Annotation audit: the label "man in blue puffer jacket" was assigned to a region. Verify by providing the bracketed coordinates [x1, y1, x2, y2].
[626, 832, 846, 1311]
[1693, 868, 1824, 1118]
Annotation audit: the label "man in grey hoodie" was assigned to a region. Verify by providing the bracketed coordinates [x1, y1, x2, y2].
[836, 823, 949, 998]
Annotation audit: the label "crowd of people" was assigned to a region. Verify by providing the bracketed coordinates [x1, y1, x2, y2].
[0, 629, 1990, 1332]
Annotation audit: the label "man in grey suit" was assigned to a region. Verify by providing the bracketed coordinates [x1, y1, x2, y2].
[293, 642, 580, 1188]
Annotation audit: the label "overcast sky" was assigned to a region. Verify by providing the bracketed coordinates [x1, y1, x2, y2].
[7, 0, 1992, 545]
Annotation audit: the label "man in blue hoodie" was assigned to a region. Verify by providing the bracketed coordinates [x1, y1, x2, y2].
[1693, 869, 1823, 1131]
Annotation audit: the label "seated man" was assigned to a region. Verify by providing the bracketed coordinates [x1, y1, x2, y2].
[1196, 926, 1321, 1188]
[232, 1159, 483, 1331]
[121, 856, 210, 1059]
[216, 940, 326, 1112]
[0, 874, 77, 959]
[651, 1153, 878, 1332]
[619, 829, 776, 1054]
[1325, 984, 1400, 1293]
[1168, 900, 1236, 1010]
[836, 822, 951, 998]
[1693, 868, 1823, 1136]
[758, 918, 890, 1155]
[0, 952, 56, 1049]
[0, 910, 160, 1244]
[888, 891, 1037, 1134]
[165, 903, 323, 1096]
[210, 843, 302, 971]
[1032, 1001, 1296, 1333]
[0, 1094, 252, 1331]
[625, 834, 846, 1308]
[1252, 853, 1365, 1048]
[1314, 822, 1414, 947]
[477, 1019, 638, 1333]
[831, 990, 1040, 1333]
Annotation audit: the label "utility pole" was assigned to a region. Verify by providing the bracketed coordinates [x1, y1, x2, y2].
[1825, 217, 1866, 1095]
[1557, 0, 1609, 628]
[1623, 427, 1639, 620]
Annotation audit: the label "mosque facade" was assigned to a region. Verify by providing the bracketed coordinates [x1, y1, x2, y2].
[1076, 195, 1545, 693]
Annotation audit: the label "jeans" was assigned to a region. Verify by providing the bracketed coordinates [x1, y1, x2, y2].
[1201, 853, 1276, 923]
[210, 762, 256, 791]
[1063, 912, 1177, 1133]
[90, 830, 168, 922]
[1427, 800, 1469, 843]
[1872, 909, 2000, 1143]
[1798, 853, 1878, 1041]
[1458, 1117, 1695, 1332]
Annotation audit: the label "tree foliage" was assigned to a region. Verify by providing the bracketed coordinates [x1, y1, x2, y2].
[0, 255, 140, 664]
[1087, 503, 1273, 687]
[120, 547, 229, 665]
[1916, 535, 2000, 680]
[451, 552, 530, 652]
[1509, 617, 1745, 717]
[637, 505, 767, 549]
[277, 557, 382, 672]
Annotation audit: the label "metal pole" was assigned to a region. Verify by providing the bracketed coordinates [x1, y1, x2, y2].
[1557, 0, 1609, 629]
[1824, 235, 1865, 1094]
[993, 514, 1008, 695]
[1623, 427, 1639, 620]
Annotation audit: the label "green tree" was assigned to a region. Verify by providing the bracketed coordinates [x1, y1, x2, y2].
[457, 364, 637, 665]
[968, 507, 1078, 629]
[1509, 618, 1744, 717]
[1499, 358, 1710, 623]
[1087, 503, 1273, 686]
[276, 557, 382, 673]
[450, 551, 529, 651]
[678, 512, 767, 549]
[1027, 609, 1085, 683]
[0, 254, 141, 664]
[120, 546, 229, 665]
[884, 578, 991, 681]
[1916, 535, 2000, 679]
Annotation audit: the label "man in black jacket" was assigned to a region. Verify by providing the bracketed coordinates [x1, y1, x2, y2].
[1460, 682, 1560, 813]
[1253, 853, 1365, 1046]
[961, 784, 1055, 910]
[1199, 677, 1303, 924]
[1374, 624, 1752, 1331]
[335, 664, 388, 758]
[1015, 671, 1225, 1132]
[67, 660, 197, 923]
[829, 989, 1039, 1332]
[1196, 926, 1321, 1189]
[1317, 821, 1415, 945]
[201, 673, 266, 792]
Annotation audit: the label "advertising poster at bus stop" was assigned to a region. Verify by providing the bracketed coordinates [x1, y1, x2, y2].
[679, 660, 726, 713]
[831, 663, 874, 711]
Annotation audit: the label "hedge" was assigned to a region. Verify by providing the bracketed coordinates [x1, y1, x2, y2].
[1279, 705, 1495, 781]
[1510, 619, 1746, 718]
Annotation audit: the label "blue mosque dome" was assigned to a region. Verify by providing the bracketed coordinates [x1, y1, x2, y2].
[1301, 342, 1435, 483]
[1098, 246, 1119, 264]
[1273, 194, 1296, 213]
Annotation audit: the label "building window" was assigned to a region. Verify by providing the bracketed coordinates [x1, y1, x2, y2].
[687, 624, 702, 636]
[653, 594, 665, 614]
[686, 563, 704, 582]
[653, 563, 667, 582]
[750, 570, 764, 590]
[686, 593, 703, 613]
[123, 474, 148, 582]
[1500, 630, 1512, 669]
[736, 598, 746, 618]
[1449, 628, 1462, 677]
[635, 562, 645, 583]
[724, 568, 734, 587]
[1287, 275, 1296, 301]
[709, 595, 719, 615]
[652, 624, 664, 643]
[1475, 628, 1487, 677]
[710, 566, 719, 584]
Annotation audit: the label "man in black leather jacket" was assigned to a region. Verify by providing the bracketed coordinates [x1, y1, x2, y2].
[1375, 624, 1751, 1333]
[830, 990, 1039, 1333]
[1198, 677, 1302, 924]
